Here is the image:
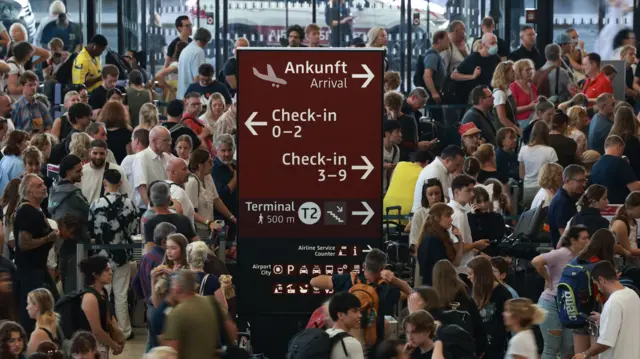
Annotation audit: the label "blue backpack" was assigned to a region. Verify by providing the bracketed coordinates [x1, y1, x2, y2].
[556, 259, 597, 329]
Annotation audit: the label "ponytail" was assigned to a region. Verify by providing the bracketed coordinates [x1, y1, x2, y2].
[577, 184, 607, 211]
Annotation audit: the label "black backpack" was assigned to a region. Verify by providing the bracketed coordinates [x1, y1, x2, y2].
[436, 324, 475, 359]
[55, 52, 79, 86]
[286, 328, 351, 359]
[54, 289, 90, 339]
[413, 54, 426, 88]
[439, 305, 474, 335]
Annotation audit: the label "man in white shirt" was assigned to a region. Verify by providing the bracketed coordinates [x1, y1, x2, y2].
[412, 145, 464, 212]
[120, 128, 149, 199]
[78, 139, 130, 203]
[448, 174, 490, 276]
[326, 292, 365, 359]
[574, 261, 640, 359]
[132, 126, 175, 212]
[166, 158, 195, 226]
[177, 28, 211, 99]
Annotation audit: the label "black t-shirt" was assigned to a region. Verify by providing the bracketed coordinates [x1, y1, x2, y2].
[480, 284, 512, 359]
[13, 203, 53, 269]
[396, 114, 418, 161]
[455, 52, 501, 98]
[167, 37, 192, 58]
[626, 67, 636, 107]
[107, 127, 132, 165]
[591, 154, 637, 204]
[624, 135, 640, 179]
[410, 348, 434, 359]
[143, 213, 197, 243]
[468, 212, 506, 257]
[477, 169, 508, 184]
[548, 134, 577, 168]
[163, 121, 202, 155]
[222, 57, 237, 96]
[509, 45, 545, 69]
[417, 233, 449, 285]
[184, 81, 233, 105]
[89, 85, 108, 110]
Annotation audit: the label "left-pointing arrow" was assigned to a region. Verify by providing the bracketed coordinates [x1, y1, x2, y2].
[351, 201, 374, 225]
[245, 112, 267, 136]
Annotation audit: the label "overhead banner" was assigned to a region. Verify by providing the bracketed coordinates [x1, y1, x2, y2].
[237, 48, 384, 315]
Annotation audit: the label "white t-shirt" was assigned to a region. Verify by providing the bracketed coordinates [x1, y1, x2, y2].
[325, 328, 364, 359]
[77, 162, 131, 204]
[597, 287, 640, 359]
[505, 329, 538, 359]
[184, 174, 219, 230]
[449, 200, 473, 273]
[493, 88, 508, 107]
[531, 188, 553, 209]
[412, 157, 451, 213]
[167, 180, 196, 227]
[517, 145, 558, 188]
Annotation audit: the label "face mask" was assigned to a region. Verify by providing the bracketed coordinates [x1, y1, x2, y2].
[488, 45, 498, 56]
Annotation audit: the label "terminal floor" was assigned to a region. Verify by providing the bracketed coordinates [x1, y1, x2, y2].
[114, 327, 148, 358]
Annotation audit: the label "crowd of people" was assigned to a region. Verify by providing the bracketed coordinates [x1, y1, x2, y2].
[0, 1, 639, 358]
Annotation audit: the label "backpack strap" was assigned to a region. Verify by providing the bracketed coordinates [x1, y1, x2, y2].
[330, 331, 351, 357]
[99, 162, 110, 198]
[199, 273, 210, 296]
[555, 67, 560, 95]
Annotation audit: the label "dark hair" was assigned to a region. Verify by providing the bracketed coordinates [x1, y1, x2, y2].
[184, 92, 201, 101]
[490, 256, 509, 275]
[463, 157, 481, 177]
[34, 341, 63, 359]
[0, 321, 26, 357]
[415, 150, 433, 165]
[193, 28, 212, 43]
[98, 101, 129, 129]
[440, 145, 464, 160]
[103, 169, 121, 185]
[612, 191, 640, 235]
[364, 248, 387, 273]
[578, 228, 616, 263]
[420, 178, 444, 209]
[613, 28, 634, 50]
[577, 184, 607, 209]
[470, 85, 490, 105]
[468, 256, 496, 308]
[78, 256, 110, 286]
[559, 225, 589, 248]
[383, 120, 401, 135]
[451, 174, 476, 194]
[69, 331, 98, 358]
[188, 149, 210, 173]
[167, 99, 184, 117]
[432, 30, 448, 44]
[412, 286, 441, 312]
[175, 15, 190, 29]
[496, 127, 517, 149]
[473, 186, 491, 204]
[128, 69, 144, 86]
[481, 16, 495, 28]
[521, 25, 534, 32]
[59, 154, 82, 179]
[591, 260, 618, 281]
[328, 292, 362, 321]
[402, 310, 436, 338]
[101, 64, 119, 79]
[287, 25, 304, 40]
[4, 130, 27, 156]
[68, 103, 92, 124]
[422, 204, 456, 261]
[133, 128, 150, 147]
[12, 42, 34, 62]
[198, 63, 215, 77]
[90, 139, 107, 150]
[106, 87, 122, 100]
[89, 34, 108, 47]
[586, 52, 601, 68]
[550, 112, 569, 131]
[173, 41, 188, 61]
[376, 340, 403, 359]
[19, 71, 38, 86]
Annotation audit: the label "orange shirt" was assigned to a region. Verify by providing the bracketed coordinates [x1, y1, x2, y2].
[583, 72, 613, 105]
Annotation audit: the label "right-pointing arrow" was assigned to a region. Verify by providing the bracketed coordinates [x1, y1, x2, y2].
[362, 245, 373, 253]
[245, 112, 267, 136]
[351, 64, 374, 88]
[352, 201, 374, 225]
[351, 156, 374, 180]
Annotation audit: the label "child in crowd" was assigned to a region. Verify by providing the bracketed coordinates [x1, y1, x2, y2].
[490, 256, 519, 299]
[503, 298, 546, 359]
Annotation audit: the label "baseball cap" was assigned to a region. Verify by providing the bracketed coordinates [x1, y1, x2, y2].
[459, 122, 482, 137]
[555, 33, 572, 45]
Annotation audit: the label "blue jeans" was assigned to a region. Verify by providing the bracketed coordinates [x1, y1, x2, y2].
[538, 296, 574, 359]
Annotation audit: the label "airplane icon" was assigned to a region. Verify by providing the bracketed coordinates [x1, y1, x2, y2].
[253, 65, 287, 87]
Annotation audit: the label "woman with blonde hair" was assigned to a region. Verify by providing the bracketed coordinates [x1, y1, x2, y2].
[503, 298, 546, 358]
[143, 346, 177, 359]
[29, 134, 51, 164]
[26, 288, 60, 354]
[137, 103, 159, 131]
[610, 106, 640, 177]
[490, 60, 519, 134]
[367, 26, 389, 70]
[530, 162, 563, 209]
[69, 132, 92, 163]
[186, 241, 228, 309]
[509, 59, 538, 128]
[199, 92, 226, 128]
[566, 105, 588, 156]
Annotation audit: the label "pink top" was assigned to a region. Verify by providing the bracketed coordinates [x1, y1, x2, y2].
[509, 81, 538, 122]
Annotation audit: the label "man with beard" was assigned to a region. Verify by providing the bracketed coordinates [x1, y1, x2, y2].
[48, 154, 89, 293]
[211, 134, 237, 239]
[78, 139, 130, 203]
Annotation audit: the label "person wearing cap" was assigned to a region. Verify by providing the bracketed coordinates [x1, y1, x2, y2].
[462, 85, 497, 145]
[459, 122, 482, 157]
[383, 120, 401, 193]
[72, 34, 108, 92]
[509, 25, 545, 70]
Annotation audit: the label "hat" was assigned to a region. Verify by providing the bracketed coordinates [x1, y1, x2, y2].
[458, 123, 482, 137]
[350, 37, 366, 48]
[555, 33, 572, 45]
[581, 150, 601, 165]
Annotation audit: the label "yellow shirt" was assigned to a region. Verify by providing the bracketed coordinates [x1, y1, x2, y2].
[383, 161, 422, 223]
[72, 47, 102, 92]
